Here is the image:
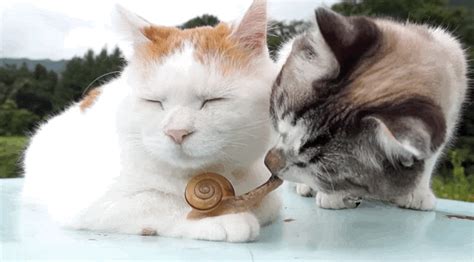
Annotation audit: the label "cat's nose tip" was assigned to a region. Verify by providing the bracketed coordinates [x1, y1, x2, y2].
[165, 129, 193, 144]
[264, 148, 286, 175]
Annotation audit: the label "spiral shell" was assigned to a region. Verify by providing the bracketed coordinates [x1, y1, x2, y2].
[185, 173, 235, 212]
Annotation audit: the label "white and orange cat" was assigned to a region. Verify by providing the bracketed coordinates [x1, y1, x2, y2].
[22, 0, 280, 242]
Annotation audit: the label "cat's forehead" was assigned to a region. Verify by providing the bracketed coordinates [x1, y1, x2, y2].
[133, 43, 232, 100]
[134, 23, 253, 73]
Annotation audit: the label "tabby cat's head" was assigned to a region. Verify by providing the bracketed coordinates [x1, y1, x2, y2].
[265, 8, 464, 193]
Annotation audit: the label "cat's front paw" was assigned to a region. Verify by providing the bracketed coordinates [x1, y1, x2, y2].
[395, 188, 436, 211]
[316, 192, 361, 209]
[190, 212, 260, 242]
[295, 183, 315, 197]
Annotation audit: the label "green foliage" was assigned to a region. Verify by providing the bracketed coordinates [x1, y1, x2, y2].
[433, 149, 474, 202]
[55, 47, 125, 110]
[180, 14, 219, 29]
[14, 64, 56, 118]
[437, 137, 474, 177]
[268, 20, 310, 59]
[0, 48, 126, 136]
[434, 138, 474, 202]
[0, 136, 28, 178]
[0, 100, 40, 136]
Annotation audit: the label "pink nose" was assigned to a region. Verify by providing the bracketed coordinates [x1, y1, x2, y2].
[165, 129, 193, 144]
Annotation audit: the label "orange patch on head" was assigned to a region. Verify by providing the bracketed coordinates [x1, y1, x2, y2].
[137, 23, 253, 73]
[80, 88, 102, 112]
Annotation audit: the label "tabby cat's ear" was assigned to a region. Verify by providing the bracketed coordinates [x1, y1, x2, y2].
[367, 115, 444, 167]
[113, 5, 152, 44]
[314, 8, 380, 77]
[230, 0, 267, 53]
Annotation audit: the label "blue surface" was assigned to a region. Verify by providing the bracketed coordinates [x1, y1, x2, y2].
[1, 178, 473, 261]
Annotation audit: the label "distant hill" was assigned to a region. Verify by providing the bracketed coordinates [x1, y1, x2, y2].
[0, 58, 68, 73]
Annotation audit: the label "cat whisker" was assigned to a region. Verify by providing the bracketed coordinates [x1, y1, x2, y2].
[318, 162, 336, 194]
[81, 71, 122, 96]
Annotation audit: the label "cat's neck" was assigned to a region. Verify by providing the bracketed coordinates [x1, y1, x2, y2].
[120, 141, 254, 178]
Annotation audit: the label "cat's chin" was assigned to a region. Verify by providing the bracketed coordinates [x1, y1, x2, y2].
[163, 156, 213, 169]
[150, 149, 218, 169]
[275, 168, 319, 191]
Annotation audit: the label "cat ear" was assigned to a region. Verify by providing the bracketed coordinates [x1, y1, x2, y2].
[314, 8, 380, 77]
[112, 5, 152, 44]
[367, 115, 443, 167]
[230, 0, 267, 53]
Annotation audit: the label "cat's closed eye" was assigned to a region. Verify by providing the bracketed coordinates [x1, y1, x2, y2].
[143, 98, 164, 110]
[201, 98, 226, 109]
[299, 133, 331, 154]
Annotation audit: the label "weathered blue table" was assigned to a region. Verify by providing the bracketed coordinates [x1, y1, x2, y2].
[1, 178, 473, 261]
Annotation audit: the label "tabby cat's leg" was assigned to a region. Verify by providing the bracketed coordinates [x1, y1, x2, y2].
[394, 153, 439, 211]
[315, 191, 361, 209]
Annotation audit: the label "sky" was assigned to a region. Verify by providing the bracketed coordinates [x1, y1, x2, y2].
[0, 0, 339, 60]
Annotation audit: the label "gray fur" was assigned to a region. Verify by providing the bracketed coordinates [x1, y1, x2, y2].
[266, 8, 468, 210]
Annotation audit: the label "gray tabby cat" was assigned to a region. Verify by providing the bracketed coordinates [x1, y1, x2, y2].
[265, 8, 468, 210]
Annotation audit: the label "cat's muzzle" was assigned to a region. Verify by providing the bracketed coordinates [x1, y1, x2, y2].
[264, 148, 286, 175]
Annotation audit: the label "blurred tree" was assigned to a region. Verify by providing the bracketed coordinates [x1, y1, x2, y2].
[180, 14, 219, 29]
[0, 63, 58, 114]
[0, 47, 125, 135]
[14, 64, 57, 118]
[0, 100, 39, 136]
[55, 47, 125, 111]
[33, 64, 48, 80]
[0, 65, 21, 104]
[268, 20, 310, 59]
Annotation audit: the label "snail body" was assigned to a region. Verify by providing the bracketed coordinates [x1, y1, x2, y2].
[185, 172, 283, 219]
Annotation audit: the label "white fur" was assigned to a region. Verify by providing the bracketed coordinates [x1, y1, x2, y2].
[295, 183, 314, 197]
[276, 116, 307, 152]
[112, 5, 151, 44]
[274, 119, 324, 189]
[22, 2, 281, 242]
[315, 191, 347, 209]
[275, 38, 295, 68]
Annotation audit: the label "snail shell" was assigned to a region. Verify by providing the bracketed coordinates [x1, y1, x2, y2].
[185, 173, 235, 212]
[185, 173, 283, 219]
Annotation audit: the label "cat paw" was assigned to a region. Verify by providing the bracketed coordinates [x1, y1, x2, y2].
[295, 183, 315, 197]
[190, 212, 260, 242]
[395, 189, 436, 211]
[141, 228, 157, 236]
[252, 191, 281, 227]
[316, 192, 361, 209]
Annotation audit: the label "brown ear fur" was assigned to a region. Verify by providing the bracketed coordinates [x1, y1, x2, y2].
[135, 0, 268, 73]
[315, 8, 381, 79]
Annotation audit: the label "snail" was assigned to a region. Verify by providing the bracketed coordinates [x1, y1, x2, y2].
[185, 173, 283, 219]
